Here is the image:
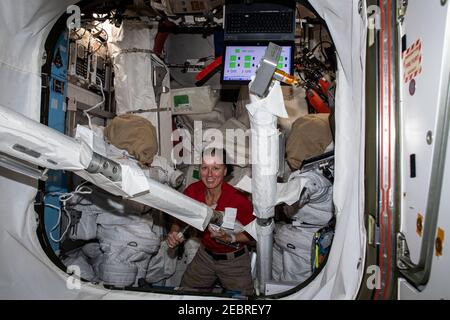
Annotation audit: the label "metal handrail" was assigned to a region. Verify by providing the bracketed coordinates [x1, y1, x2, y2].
[398, 29, 450, 288]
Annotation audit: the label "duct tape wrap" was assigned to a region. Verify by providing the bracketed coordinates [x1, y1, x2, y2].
[246, 81, 288, 219]
[246, 79, 288, 294]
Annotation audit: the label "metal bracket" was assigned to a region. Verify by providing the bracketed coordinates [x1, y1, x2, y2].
[398, 0, 408, 23]
[367, 5, 381, 29]
[0, 153, 48, 181]
[41, 73, 50, 89]
[397, 232, 413, 270]
[86, 152, 122, 182]
[368, 215, 380, 246]
[256, 217, 274, 227]
[375, 223, 381, 245]
[34, 189, 46, 206]
[358, 0, 364, 16]
[367, 4, 381, 47]
[249, 42, 282, 98]
[68, 209, 82, 237]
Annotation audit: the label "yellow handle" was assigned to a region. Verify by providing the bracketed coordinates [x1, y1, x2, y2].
[315, 233, 320, 269]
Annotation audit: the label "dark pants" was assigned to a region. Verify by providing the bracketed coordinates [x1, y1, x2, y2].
[180, 245, 254, 295]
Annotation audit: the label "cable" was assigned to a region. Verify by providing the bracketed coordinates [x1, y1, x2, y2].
[83, 75, 105, 130]
[45, 203, 71, 243]
[319, 25, 333, 63]
[319, 24, 325, 59]
[296, 5, 301, 21]
[310, 40, 333, 56]
[90, 25, 108, 55]
[71, 28, 87, 41]
[44, 181, 93, 243]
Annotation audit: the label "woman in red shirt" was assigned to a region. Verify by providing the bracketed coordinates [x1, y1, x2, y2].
[167, 148, 255, 295]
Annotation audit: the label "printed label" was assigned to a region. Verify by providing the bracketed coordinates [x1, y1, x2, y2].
[403, 39, 423, 83]
[174, 95, 190, 109]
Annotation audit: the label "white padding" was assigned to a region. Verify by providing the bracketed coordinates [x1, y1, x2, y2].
[108, 20, 159, 114]
[289, 0, 367, 300]
[0, 104, 92, 170]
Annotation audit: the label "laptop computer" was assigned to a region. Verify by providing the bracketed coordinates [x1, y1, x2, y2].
[224, 0, 296, 41]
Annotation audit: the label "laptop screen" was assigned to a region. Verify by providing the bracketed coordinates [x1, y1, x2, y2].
[222, 44, 293, 83]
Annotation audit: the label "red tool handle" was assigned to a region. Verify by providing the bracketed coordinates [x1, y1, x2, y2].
[195, 56, 223, 82]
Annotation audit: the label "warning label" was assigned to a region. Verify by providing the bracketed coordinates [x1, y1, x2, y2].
[403, 39, 423, 83]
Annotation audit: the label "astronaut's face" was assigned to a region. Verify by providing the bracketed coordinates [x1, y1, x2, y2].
[200, 154, 227, 190]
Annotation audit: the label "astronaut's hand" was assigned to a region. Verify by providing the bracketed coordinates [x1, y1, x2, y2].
[167, 230, 184, 248]
[208, 225, 232, 244]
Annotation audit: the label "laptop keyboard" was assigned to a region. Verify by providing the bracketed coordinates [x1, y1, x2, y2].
[225, 11, 294, 34]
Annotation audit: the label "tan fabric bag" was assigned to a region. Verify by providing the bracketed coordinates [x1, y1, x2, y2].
[104, 114, 158, 166]
[285, 114, 332, 170]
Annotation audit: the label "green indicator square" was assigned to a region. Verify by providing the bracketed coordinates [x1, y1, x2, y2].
[278, 63, 284, 69]
[279, 56, 284, 62]
[173, 95, 190, 108]
[244, 62, 251, 69]
[193, 168, 199, 179]
[245, 55, 252, 61]
[229, 62, 236, 68]
[230, 55, 237, 61]
[235, 49, 240, 53]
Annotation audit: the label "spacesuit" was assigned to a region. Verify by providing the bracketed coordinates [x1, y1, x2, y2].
[61, 188, 170, 287]
[272, 169, 334, 283]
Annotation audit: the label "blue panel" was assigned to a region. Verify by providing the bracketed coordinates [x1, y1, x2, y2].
[51, 32, 68, 79]
[44, 31, 69, 252]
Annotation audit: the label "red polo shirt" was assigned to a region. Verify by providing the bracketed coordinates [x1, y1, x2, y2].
[184, 181, 255, 253]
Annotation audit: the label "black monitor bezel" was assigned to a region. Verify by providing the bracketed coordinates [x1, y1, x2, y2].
[220, 40, 295, 85]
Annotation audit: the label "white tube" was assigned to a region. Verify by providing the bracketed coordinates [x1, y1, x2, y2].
[0, 104, 213, 231]
[135, 177, 213, 231]
[74, 169, 213, 231]
[249, 112, 279, 217]
[246, 80, 288, 293]
[0, 104, 92, 170]
[256, 220, 275, 294]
